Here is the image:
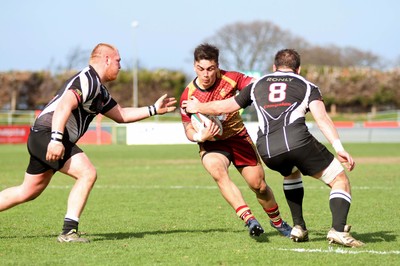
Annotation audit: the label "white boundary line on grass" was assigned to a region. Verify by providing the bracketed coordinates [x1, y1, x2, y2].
[274, 247, 400, 255]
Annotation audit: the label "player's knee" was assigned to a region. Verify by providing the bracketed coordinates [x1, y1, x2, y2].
[212, 171, 230, 184]
[329, 172, 350, 189]
[82, 167, 97, 185]
[25, 194, 40, 202]
[88, 171, 97, 185]
[258, 182, 268, 194]
[247, 178, 266, 193]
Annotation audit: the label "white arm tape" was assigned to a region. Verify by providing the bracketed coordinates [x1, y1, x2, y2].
[332, 139, 345, 153]
[193, 132, 202, 142]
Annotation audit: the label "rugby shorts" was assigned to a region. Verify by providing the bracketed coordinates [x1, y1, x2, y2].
[260, 137, 334, 177]
[199, 129, 260, 167]
[26, 128, 83, 174]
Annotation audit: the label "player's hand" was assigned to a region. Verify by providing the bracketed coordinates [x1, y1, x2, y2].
[46, 141, 65, 162]
[198, 120, 220, 141]
[182, 96, 200, 114]
[208, 120, 221, 140]
[336, 150, 355, 171]
[154, 94, 177, 114]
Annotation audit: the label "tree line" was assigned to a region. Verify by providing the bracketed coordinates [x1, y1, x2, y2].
[1, 65, 398, 113]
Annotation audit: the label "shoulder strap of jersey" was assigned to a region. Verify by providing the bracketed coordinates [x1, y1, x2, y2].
[187, 81, 197, 99]
[220, 73, 237, 88]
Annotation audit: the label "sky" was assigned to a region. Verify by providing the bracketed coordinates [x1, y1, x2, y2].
[1, 0, 399, 76]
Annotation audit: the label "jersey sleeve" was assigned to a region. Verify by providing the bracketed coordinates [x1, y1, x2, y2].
[101, 97, 117, 114]
[234, 83, 253, 108]
[68, 73, 93, 104]
[309, 84, 323, 103]
[179, 87, 191, 123]
[236, 72, 253, 90]
[68, 78, 84, 104]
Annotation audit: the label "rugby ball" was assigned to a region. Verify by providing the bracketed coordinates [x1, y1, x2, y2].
[191, 113, 223, 137]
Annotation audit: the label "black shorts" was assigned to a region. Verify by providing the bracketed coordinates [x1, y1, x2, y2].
[26, 128, 83, 175]
[260, 137, 334, 177]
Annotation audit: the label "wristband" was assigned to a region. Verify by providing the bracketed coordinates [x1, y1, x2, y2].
[51, 130, 63, 135]
[193, 132, 202, 142]
[51, 131, 63, 142]
[332, 139, 344, 153]
[148, 105, 157, 116]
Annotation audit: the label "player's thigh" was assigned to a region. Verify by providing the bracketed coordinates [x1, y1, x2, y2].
[202, 151, 230, 179]
[238, 164, 265, 188]
[59, 152, 96, 180]
[293, 140, 334, 176]
[21, 170, 54, 197]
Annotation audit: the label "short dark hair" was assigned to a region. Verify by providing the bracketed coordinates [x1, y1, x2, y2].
[194, 43, 219, 64]
[274, 49, 301, 71]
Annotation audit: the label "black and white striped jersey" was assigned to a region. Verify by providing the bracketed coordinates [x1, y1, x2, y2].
[235, 71, 323, 158]
[33, 65, 117, 143]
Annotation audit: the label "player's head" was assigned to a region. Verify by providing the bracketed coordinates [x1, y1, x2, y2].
[194, 43, 219, 64]
[90, 43, 121, 82]
[274, 49, 301, 73]
[193, 43, 220, 90]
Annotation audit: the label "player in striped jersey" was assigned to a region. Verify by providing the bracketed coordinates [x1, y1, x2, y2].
[183, 49, 364, 247]
[180, 43, 291, 238]
[0, 43, 176, 243]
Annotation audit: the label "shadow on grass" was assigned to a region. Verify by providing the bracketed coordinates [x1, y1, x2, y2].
[2, 229, 393, 245]
[1, 227, 273, 242]
[307, 230, 396, 244]
[87, 228, 271, 242]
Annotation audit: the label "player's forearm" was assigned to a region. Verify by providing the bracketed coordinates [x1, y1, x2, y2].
[121, 106, 154, 122]
[183, 122, 200, 142]
[197, 98, 239, 115]
[194, 102, 220, 115]
[310, 100, 340, 144]
[313, 113, 346, 153]
[315, 115, 340, 144]
[105, 104, 154, 123]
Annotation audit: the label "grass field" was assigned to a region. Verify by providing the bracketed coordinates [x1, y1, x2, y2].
[0, 143, 399, 265]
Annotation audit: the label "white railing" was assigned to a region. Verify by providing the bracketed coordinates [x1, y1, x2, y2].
[0, 110, 37, 125]
[367, 110, 400, 122]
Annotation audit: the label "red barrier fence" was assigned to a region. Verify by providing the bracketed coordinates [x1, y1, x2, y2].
[1, 120, 399, 144]
[363, 121, 400, 128]
[0, 125, 30, 144]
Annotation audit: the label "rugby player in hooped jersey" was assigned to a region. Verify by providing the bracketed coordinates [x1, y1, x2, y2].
[183, 49, 365, 247]
[179, 43, 292, 238]
[0, 43, 177, 243]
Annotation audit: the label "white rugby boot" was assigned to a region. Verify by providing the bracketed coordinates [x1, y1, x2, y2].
[290, 225, 309, 242]
[327, 225, 364, 247]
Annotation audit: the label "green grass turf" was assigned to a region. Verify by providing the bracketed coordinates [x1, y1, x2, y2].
[0, 143, 399, 265]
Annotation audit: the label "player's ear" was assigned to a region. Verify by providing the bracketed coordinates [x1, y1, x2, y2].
[296, 66, 301, 74]
[105, 55, 112, 66]
[273, 64, 277, 72]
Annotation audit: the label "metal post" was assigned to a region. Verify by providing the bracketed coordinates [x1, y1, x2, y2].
[131, 20, 139, 107]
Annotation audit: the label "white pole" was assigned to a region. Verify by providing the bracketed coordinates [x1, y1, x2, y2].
[131, 20, 139, 107]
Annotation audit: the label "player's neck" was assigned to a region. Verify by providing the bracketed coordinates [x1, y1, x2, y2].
[275, 67, 300, 74]
[194, 77, 214, 90]
[276, 68, 294, 72]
